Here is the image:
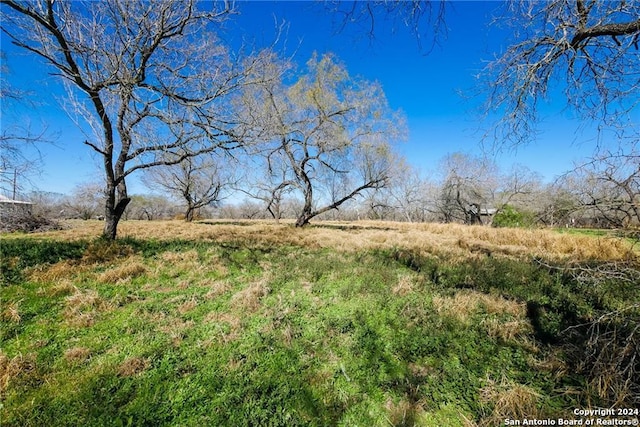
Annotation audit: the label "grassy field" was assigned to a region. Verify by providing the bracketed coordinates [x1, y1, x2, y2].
[1, 220, 638, 426]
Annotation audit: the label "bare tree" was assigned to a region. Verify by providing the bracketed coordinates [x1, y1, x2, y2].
[323, 0, 448, 52]
[125, 194, 179, 221]
[435, 153, 492, 224]
[482, 0, 640, 148]
[62, 182, 104, 220]
[363, 161, 436, 223]
[237, 153, 296, 222]
[1, 0, 271, 239]
[435, 153, 541, 225]
[0, 51, 51, 199]
[143, 152, 232, 222]
[561, 148, 640, 228]
[238, 53, 406, 227]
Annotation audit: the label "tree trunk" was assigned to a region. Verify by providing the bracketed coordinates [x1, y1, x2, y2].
[295, 214, 311, 227]
[103, 197, 131, 239]
[185, 206, 195, 222]
[102, 181, 130, 240]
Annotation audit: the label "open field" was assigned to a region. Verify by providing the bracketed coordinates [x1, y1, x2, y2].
[1, 220, 639, 426]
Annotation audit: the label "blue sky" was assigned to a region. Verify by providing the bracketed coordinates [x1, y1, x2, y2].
[1, 1, 625, 196]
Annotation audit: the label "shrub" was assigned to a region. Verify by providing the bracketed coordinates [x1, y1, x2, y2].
[493, 205, 536, 228]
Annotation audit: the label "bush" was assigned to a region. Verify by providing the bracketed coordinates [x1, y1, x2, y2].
[492, 205, 536, 228]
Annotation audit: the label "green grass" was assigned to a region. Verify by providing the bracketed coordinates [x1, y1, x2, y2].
[1, 234, 638, 426]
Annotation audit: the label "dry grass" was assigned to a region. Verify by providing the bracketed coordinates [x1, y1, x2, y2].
[177, 297, 198, 314]
[97, 257, 147, 284]
[0, 351, 37, 394]
[28, 260, 88, 284]
[30, 219, 635, 262]
[479, 376, 542, 426]
[2, 301, 21, 323]
[433, 290, 526, 325]
[483, 317, 532, 342]
[64, 347, 91, 364]
[64, 288, 111, 327]
[231, 280, 271, 312]
[47, 280, 78, 297]
[154, 315, 195, 347]
[117, 357, 149, 377]
[204, 311, 242, 344]
[384, 397, 426, 426]
[203, 280, 231, 300]
[392, 274, 416, 296]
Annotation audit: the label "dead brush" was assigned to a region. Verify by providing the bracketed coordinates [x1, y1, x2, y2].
[479, 376, 542, 426]
[563, 304, 640, 406]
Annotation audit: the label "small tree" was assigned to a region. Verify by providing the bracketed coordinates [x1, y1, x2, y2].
[63, 182, 104, 220]
[238, 53, 406, 227]
[125, 194, 179, 221]
[143, 153, 231, 222]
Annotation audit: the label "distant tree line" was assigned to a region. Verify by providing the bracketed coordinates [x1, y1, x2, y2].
[19, 147, 637, 231]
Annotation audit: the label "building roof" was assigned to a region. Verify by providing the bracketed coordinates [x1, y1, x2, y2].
[0, 194, 32, 205]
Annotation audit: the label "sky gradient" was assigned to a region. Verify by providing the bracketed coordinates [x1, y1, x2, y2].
[1, 1, 628, 197]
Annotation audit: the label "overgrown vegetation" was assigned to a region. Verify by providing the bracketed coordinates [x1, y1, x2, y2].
[0, 211, 62, 233]
[1, 220, 638, 426]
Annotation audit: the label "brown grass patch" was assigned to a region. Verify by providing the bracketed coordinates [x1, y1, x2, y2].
[392, 274, 415, 296]
[64, 289, 111, 327]
[230, 278, 271, 312]
[156, 316, 195, 347]
[204, 311, 242, 343]
[177, 298, 198, 314]
[28, 260, 87, 283]
[433, 290, 525, 324]
[0, 351, 37, 393]
[2, 301, 21, 323]
[97, 258, 147, 284]
[48, 280, 77, 297]
[483, 317, 532, 342]
[64, 347, 91, 364]
[384, 397, 426, 426]
[203, 280, 231, 299]
[117, 357, 149, 377]
[479, 376, 542, 426]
